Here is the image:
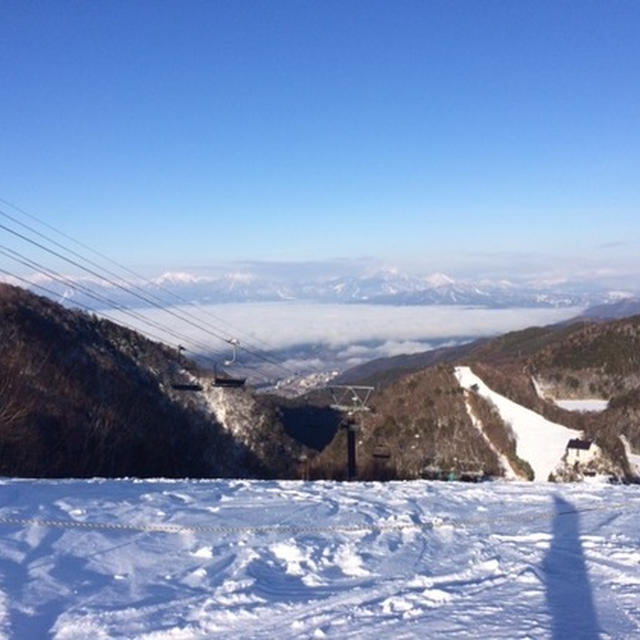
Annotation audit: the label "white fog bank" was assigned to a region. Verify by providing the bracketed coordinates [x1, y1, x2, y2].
[107, 302, 582, 356]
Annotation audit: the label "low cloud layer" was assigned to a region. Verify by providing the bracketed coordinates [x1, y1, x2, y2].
[106, 302, 583, 373]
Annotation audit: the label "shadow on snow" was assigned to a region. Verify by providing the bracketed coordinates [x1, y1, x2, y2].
[543, 495, 600, 640]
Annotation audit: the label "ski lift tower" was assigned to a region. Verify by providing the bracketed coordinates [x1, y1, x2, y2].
[328, 385, 374, 481]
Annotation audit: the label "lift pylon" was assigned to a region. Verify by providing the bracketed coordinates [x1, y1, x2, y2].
[327, 385, 374, 415]
[327, 384, 375, 480]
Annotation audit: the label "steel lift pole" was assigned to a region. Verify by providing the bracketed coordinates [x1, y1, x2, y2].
[327, 385, 375, 481]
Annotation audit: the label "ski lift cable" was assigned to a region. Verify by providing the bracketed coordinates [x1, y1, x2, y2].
[0, 215, 235, 343]
[0, 244, 226, 359]
[0, 263, 271, 385]
[0, 247, 276, 385]
[0, 199, 297, 371]
[0, 220, 271, 359]
[0, 267, 178, 349]
[0, 197, 266, 344]
[0, 208, 298, 378]
[0, 247, 237, 369]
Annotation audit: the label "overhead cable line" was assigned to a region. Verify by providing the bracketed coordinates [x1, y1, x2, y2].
[0, 205, 275, 356]
[0, 207, 298, 378]
[0, 267, 179, 350]
[0, 262, 270, 386]
[0, 246, 236, 370]
[0, 216, 233, 342]
[0, 197, 255, 338]
[0, 218, 288, 378]
[0, 199, 298, 375]
[0, 263, 274, 386]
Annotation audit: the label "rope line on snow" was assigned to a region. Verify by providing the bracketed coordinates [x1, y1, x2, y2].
[0, 516, 430, 535]
[0, 501, 632, 537]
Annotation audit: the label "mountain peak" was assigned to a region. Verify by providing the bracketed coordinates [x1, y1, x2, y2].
[424, 272, 455, 288]
[154, 271, 205, 285]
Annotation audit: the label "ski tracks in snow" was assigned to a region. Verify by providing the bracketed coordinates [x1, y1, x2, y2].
[0, 480, 639, 638]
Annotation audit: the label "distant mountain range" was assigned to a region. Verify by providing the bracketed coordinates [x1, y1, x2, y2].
[11, 269, 638, 309]
[577, 297, 640, 320]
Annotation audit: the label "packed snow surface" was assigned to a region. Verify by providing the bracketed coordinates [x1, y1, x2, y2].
[531, 377, 608, 412]
[455, 367, 582, 482]
[1, 479, 639, 639]
[553, 399, 609, 413]
[620, 436, 640, 477]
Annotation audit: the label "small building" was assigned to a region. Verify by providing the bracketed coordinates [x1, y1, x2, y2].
[566, 439, 600, 466]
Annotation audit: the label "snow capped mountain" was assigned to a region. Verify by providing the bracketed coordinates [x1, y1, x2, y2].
[154, 271, 209, 285]
[7, 268, 632, 310]
[423, 272, 456, 288]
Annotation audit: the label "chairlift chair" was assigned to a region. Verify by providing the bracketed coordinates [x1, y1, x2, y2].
[213, 338, 246, 388]
[170, 346, 203, 391]
[171, 383, 204, 392]
[223, 338, 239, 366]
[212, 374, 246, 388]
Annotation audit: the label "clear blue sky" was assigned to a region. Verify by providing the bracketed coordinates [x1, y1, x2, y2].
[1, 0, 638, 280]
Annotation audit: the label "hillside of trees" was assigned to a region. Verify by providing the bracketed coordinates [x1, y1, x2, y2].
[0, 283, 300, 478]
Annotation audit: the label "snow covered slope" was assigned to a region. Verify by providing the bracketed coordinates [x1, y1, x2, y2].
[0, 479, 639, 639]
[455, 367, 582, 481]
[531, 378, 609, 413]
[553, 399, 609, 412]
[620, 435, 640, 477]
[461, 395, 518, 480]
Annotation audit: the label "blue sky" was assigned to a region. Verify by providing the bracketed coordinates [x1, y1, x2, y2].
[1, 1, 639, 283]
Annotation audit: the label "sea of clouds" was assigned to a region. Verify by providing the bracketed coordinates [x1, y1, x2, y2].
[106, 302, 583, 374]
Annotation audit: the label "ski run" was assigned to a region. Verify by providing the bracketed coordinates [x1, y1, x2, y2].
[0, 478, 639, 639]
[455, 366, 583, 482]
[531, 377, 609, 413]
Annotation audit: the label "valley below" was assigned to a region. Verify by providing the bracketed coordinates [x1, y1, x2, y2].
[3, 282, 640, 484]
[105, 301, 584, 381]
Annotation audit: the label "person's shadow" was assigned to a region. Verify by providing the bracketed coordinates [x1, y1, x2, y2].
[543, 495, 600, 639]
